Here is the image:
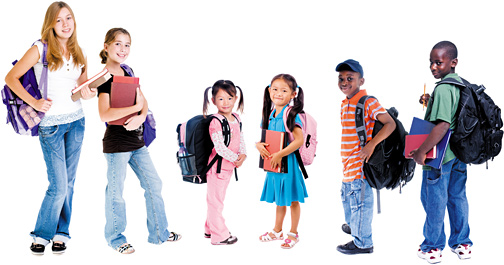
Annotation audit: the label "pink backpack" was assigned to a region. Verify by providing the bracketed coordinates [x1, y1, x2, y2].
[282, 106, 317, 178]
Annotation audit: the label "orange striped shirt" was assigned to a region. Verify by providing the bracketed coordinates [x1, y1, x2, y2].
[340, 89, 386, 182]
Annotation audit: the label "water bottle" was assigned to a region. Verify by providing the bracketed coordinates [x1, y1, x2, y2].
[178, 144, 196, 176]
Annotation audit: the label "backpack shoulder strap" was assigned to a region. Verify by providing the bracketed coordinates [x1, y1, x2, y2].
[34, 40, 49, 100]
[231, 113, 242, 131]
[355, 95, 376, 147]
[120, 64, 135, 77]
[436, 77, 466, 88]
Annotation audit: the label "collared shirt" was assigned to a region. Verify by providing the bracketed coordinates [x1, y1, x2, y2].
[340, 89, 387, 182]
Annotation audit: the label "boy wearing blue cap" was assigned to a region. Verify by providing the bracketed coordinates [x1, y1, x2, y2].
[336, 59, 396, 254]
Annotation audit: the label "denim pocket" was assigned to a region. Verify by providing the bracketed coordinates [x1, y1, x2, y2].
[39, 125, 59, 137]
[425, 169, 441, 185]
[349, 180, 363, 212]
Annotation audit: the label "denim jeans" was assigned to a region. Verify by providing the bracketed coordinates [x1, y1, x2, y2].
[104, 146, 171, 249]
[341, 178, 374, 249]
[31, 118, 85, 245]
[420, 158, 472, 252]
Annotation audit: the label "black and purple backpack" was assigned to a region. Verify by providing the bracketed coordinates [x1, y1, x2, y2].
[2, 41, 48, 136]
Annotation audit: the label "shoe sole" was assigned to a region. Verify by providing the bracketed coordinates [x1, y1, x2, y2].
[211, 237, 238, 245]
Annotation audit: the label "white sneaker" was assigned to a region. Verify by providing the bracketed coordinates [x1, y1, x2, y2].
[451, 244, 472, 260]
[418, 247, 442, 264]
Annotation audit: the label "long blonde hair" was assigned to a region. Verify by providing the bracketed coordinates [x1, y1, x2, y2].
[41, 1, 86, 71]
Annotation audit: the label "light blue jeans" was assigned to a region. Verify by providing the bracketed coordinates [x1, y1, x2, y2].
[104, 146, 171, 249]
[420, 158, 472, 252]
[341, 178, 374, 249]
[31, 118, 85, 245]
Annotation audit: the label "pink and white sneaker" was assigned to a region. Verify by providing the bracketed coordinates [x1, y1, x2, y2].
[418, 247, 442, 264]
[451, 244, 472, 260]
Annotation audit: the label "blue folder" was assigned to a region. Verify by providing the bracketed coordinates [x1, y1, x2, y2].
[409, 117, 451, 169]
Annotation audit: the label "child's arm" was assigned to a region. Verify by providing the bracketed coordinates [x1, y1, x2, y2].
[269, 126, 303, 169]
[77, 57, 97, 100]
[209, 119, 239, 163]
[98, 87, 144, 123]
[410, 121, 450, 165]
[5, 46, 52, 112]
[234, 131, 247, 168]
[123, 90, 148, 131]
[360, 112, 396, 163]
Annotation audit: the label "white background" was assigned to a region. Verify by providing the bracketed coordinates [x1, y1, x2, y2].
[1, 0, 503, 264]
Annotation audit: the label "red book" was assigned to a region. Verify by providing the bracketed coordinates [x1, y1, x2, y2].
[109, 76, 140, 125]
[259, 129, 288, 173]
[405, 134, 437, 159]
[71, 68, 111, 101]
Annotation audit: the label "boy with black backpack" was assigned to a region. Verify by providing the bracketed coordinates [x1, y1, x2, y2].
[335, 59, 396, 255]
[411, 41, 472, 263]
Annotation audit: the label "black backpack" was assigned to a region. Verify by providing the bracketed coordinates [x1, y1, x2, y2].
[355, 95, 416, 213]
[176, 113, 241, 184]
[435, 78, 503, 166]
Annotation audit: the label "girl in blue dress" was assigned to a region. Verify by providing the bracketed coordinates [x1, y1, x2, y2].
[256, 74, 308, 249]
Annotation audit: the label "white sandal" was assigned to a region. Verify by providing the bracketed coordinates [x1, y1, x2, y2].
[259, 230, 283, 242]
[117, 243, 135, 254]
[417, 247, 442, 264]
[281, 232, 299, 249]
[451, 244, 472, 260]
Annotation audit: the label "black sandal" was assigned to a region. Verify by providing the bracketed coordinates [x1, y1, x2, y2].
[52, 242, 66, 254]
[30, 243, 45, 255]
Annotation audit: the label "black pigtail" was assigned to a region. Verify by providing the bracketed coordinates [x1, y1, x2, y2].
[261, 85, 273, 129]
[202, 86, 212, 117]
[236, 86, 245, 114]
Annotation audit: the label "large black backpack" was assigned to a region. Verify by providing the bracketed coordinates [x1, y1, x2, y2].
[176, 113, 241, 183]
[435, 78, 503, 166]
[355, 96, 416, 213]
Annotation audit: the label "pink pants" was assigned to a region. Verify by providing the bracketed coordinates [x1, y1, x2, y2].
[205, 167, 233, 243]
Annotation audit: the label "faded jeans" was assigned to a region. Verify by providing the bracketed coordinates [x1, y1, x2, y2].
[104, 146, 171, 249]
[341, 178, 374, 249]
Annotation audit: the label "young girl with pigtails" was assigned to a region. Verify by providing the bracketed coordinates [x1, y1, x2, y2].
[202, 80, 246, 245]
[257, 74, 308, 249]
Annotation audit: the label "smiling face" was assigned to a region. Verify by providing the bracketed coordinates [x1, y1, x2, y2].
[104, 33, 131, 64]
[269, 78, 296, 108]
[430, 48, 457, 79]
[53, 7, 74, 40]
[338, 70, 364, 98]
[212, 88, 237, 116]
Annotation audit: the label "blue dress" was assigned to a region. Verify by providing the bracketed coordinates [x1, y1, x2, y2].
[260, 105, 308, 206]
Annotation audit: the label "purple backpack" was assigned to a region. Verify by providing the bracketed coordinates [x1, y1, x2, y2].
[282, 106, 318, 178]
[2, 41, 48, 136]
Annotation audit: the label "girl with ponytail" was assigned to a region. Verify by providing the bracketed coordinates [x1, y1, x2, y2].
[257, 74, 308, 249]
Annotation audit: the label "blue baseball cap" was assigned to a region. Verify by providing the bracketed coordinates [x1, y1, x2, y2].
[335, 59, 364, 77]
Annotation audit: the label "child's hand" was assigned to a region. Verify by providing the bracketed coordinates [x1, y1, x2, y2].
[256, 142, 271, 159]
[123, 114, 145, 131]
[419, 93, 430, 106]
[33, 98, 52, 113]
[80, 84, 97, 100]
[360, 142, 376, 163]
[410, 149, 426, 166]
[269, 152, 283, 170]
[234, 154, 247, 168]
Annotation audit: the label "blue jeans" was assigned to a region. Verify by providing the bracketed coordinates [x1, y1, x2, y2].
[420, 158, 472, 252]
[31, 118, 85, 245]
[104, 146, 171, 249]
[341, 178, 374, 249]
